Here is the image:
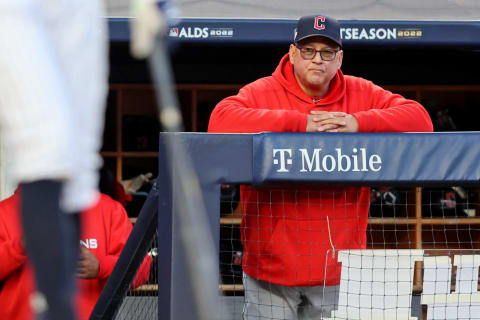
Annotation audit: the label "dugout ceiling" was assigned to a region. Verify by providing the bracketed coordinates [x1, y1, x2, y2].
[107, 0, 480, 21]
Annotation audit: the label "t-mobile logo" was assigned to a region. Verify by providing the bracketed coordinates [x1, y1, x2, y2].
[271, 147, 382, 173]
[272, 149, 293, 172]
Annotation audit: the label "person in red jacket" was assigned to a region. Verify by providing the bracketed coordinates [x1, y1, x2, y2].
[208, 14, 433, 320]
[0, 189, 152, 320]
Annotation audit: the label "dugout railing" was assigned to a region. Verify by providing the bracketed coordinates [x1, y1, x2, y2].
[92, 132, 480, 320]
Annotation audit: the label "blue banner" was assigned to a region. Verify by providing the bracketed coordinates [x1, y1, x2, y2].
[166, 19, 480, 47]
[252, 132, 480, 186]
[109, 18, 480, 47]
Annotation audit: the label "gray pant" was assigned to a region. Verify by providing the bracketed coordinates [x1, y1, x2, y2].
[243, 273, 339, 320]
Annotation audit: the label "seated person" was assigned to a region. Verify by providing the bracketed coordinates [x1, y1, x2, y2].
[0, 188, 152, 320]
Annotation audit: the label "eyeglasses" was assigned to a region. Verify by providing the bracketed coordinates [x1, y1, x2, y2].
[295, 45, 341, 61]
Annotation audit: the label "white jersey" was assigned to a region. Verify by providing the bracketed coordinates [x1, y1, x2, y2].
[0, 0, 108, 212]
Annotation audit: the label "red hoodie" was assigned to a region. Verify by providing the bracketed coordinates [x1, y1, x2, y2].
[208, 54, 432, 286]
[0, 191, 152, 320]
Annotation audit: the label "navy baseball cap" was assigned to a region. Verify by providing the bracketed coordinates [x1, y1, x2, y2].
[294, 15, 342, 48]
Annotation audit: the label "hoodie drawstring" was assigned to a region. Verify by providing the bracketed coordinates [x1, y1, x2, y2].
[326, 216, 335, 258]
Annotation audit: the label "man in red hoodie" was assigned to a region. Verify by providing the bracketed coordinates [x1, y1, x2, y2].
[208, 14, 433, 320]
[0, 189, 152, 320]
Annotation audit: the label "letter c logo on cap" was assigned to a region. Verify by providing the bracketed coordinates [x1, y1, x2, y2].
[314, 16, 326, 30]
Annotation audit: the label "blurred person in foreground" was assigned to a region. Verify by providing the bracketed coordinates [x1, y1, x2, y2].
[0, 1, 108, 319]
[0, 188, 152, 320]
[208, 14, 433, 319]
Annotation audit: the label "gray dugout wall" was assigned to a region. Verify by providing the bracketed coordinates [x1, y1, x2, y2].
[157, 132, 480, 320]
